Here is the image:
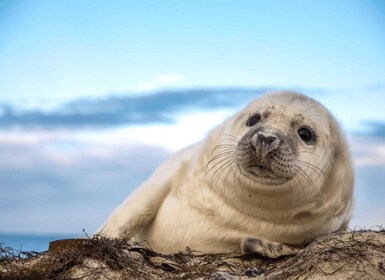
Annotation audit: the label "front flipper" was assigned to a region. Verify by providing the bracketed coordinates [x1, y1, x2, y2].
[241, 237, 300, 258]
[97, 178, 170, 238]
[97, 143, 200, 239]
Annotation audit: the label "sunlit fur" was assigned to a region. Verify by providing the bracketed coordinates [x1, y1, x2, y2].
[98, 91, 354, 254]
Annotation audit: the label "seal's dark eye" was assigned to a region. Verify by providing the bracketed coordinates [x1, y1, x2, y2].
[246, 114, 261, 127]
[298, 126, 314, 144]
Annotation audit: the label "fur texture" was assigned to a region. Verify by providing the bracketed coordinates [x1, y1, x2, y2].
[98, 91, 354, 257]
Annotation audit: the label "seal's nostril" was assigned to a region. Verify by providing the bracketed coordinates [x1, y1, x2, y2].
[256, 133, 279, 145]
[258, 134, 266, 143]
[264, 136, 277, 144]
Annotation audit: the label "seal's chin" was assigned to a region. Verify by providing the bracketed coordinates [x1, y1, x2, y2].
[247, 165, 277, 178]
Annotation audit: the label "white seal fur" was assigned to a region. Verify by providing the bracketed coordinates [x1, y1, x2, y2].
[98, 91, 354, 258]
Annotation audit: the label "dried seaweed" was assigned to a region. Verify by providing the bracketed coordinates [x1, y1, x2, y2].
[1, 229, 384, 280]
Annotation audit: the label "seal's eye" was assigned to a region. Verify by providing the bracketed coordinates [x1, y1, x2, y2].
[246, 114, 261, 127]
[298, 126, 314, 144]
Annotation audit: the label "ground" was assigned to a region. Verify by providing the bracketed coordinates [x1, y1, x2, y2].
[1, 229, 384, 280]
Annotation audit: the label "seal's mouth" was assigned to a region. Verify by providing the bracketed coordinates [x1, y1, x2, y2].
[247, 164, 276, 178]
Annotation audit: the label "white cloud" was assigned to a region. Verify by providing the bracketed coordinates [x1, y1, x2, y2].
[116, 109, 233, 151]
[350, 136, 385, 167]
[315, 89, 385, 134]
[54, 108, 233, 151]
[0, 129, 171, 233]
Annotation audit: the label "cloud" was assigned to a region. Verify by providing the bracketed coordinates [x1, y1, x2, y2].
[350, 135, 385, 167]
[362, 82, 385, 93]
[0, 132, 171, 233]
[363, 122, 385, 139]
[349, 122, 385, 167]
[0, 88, 269, 129]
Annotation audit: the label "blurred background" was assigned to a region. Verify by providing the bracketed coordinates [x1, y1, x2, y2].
[1, 0, 384, 252]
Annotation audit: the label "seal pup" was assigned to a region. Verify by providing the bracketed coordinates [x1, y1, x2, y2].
[98, 91, 354, 258]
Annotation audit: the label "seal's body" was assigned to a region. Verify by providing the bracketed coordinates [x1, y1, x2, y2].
[98, 91, 354, 258]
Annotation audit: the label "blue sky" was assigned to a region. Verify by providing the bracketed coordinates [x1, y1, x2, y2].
[1, 0, 385, 105]
[0, 0, 384, 237]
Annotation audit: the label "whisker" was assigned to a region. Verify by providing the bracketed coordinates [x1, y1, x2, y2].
[300, 113, 323, 119]
[211, 145, 237, 152]
[223, 159, 239, 189]
[205, 152, 234, 175]
[299, 104, 317, 116]
[206, 153, 235, 171]
[293, 159, 325, 177]
[294, 164, 320, 195]
[210, 150, 236, 158]
[210, 157, 235, 187]
[214, 159, 235, 193]
[221, 134, 241, 143]
[206, 154, 232, 182]
[265, 93, 275, 109]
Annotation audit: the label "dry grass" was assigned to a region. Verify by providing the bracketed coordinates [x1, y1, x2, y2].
[1, 228, 384, 280]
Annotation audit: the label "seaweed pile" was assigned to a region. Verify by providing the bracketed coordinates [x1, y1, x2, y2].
[1, 228, 384, 280]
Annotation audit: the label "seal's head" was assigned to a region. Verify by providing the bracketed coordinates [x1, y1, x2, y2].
[207, 91, 353, 209]
[236, 92, 338, 186]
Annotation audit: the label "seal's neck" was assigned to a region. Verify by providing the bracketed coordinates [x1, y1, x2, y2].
[205, 172, 321, 222]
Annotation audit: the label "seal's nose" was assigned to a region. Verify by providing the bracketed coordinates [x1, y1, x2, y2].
[256, 132, 279, 147]
[257, 133, 278, 145]
[251, 132, 280, 155]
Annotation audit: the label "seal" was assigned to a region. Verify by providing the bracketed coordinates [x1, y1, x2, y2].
[98, 91, 354, 258]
